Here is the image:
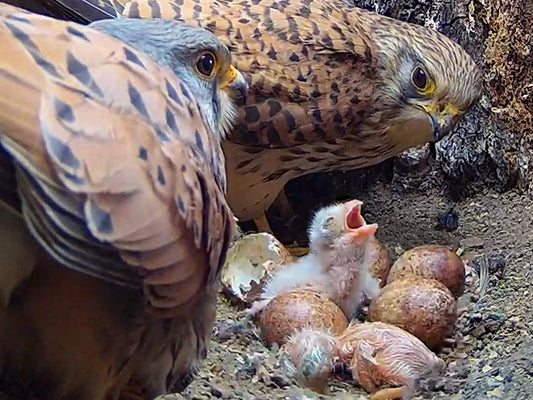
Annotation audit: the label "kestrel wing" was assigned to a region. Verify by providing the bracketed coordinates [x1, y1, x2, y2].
[3, 0, 125, 23]
[0, 4, 233, 318]
[121, 0, 379, 148]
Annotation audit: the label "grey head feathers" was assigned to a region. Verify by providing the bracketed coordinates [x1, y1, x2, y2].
[90, 18, 232, 136]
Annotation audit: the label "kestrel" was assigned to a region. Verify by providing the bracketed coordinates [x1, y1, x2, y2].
[9, 0, 483, 237]
[0, 4, 247, 399]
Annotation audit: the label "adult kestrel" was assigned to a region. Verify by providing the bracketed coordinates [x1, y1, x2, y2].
[0, 4, 247, 399]
[9, 0, 483, 236]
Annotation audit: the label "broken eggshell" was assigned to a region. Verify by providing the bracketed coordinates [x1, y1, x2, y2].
[220, 232, 293, 305]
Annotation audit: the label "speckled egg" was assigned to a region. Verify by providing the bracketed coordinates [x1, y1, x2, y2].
[386, 245, 465, 298]
[368, 238, 391, 288]
[258, 288, 348, 346]
[368, 278, 457, 350]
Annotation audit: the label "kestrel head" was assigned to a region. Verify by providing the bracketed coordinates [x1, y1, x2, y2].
[368, 15, 483, 147]
[90, 18, 248, 138]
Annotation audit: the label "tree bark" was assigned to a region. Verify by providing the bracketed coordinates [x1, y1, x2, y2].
[286, 0, 532, 207]
[357, 0, 532, 190]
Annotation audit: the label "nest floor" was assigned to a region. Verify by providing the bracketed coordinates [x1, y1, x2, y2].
[163, 179, 533, 400]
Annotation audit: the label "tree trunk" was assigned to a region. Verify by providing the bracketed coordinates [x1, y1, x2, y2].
[360, 0, 532, 188]
[285, 0, 532, 207]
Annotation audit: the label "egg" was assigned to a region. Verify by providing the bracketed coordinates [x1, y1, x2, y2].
[258, 288, 348, 346]
[386, 245, 465, 298]
[335, 321, 445, 398]
[368, 278, 457, 350]
[368, 238, 391, 288]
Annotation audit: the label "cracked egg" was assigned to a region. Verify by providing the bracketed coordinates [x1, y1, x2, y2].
[220, 233, 294, 305]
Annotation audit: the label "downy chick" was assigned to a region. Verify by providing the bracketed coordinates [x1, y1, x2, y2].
[335, 321, 446, 400]
[250, 199, 379, 319]
[282, 329, 338, 394]
[282, 321, 446, 398]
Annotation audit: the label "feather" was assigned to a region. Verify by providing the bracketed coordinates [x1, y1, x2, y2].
[0, 3, 233, 317]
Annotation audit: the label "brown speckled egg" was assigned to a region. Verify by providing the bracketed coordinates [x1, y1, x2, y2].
[368, 278, 457, 350]
[386, 245, 465, 298]
[368, 238, 391, 288]
[258, 288, 348, 346]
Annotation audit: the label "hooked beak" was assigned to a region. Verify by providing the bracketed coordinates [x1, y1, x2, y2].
[423, 103, 462, 141]
[220, 65, 248, 103]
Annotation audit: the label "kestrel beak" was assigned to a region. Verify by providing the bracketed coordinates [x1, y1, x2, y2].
[423, 103, 462, 141]
[220, 65, 248, 103]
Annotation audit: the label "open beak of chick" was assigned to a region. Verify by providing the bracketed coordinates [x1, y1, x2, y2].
[344, 200, 378, 244]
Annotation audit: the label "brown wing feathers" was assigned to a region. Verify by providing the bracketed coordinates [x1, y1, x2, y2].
[0, 4, 232, 316]
[122, 0, 377, 148]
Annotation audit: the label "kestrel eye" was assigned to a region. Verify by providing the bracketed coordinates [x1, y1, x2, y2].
[411, 66, 428, 90]
[196, 52, 217, 78]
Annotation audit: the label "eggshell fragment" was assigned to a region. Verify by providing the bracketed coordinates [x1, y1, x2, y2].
[386, 245, 465, 298]
[368, 278, 457, 350]
[258, 288, 348, 346]
[368, 238, 391, 288]
[221, 233, 293, 304]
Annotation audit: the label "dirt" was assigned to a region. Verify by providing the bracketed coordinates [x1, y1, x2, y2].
[160, 172, 533, 400]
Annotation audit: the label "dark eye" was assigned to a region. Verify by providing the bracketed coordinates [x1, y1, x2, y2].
[196, 52, 216, 78]
[411, 66, 428, 90]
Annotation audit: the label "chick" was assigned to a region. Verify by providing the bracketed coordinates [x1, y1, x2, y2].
[282, 329, 338, 394]
[250, 199, 379, 319]
[335, 321, 446, 399]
